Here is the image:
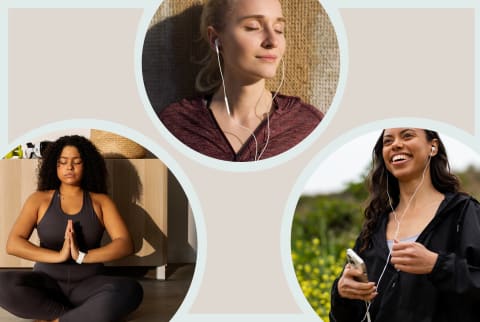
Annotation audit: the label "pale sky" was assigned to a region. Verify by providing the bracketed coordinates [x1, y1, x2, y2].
[303, 131, 480, 195]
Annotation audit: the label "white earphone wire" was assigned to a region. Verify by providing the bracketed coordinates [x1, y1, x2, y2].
[216, 41, 231, 116]
[216, 44, 285, 161]
[361, 152, 432, 322]
[257, 58, 285, 160]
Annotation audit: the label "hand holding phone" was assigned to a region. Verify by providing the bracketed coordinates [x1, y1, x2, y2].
[346, 248, 368, 282]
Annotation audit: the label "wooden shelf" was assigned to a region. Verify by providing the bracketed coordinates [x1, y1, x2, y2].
[0, 159, 167, 268]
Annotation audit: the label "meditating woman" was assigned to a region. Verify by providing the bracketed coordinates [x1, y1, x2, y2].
[0, 135, 143, 322]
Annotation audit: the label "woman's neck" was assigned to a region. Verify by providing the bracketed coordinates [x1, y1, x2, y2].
[59, 184, 83, 197]
[213, 79, 271, 122]
[396, 177, 442, 211]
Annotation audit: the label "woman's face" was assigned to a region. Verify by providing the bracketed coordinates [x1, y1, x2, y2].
[217, 0, 286, 83]
[381, 128, 437, 182]
[56, 145, 84, 186]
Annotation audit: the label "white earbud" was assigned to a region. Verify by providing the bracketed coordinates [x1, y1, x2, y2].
[431, 146, 435, 155]
[214, 38, 230, 116]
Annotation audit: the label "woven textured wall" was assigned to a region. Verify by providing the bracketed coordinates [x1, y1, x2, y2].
[90, 129, 147, 159]
[142, 0, 339, 114]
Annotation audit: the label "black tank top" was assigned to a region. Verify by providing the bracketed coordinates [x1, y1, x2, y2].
[34, 190, 105, 282]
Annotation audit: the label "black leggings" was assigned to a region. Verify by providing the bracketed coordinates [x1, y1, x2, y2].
[0, 270, 143, 322]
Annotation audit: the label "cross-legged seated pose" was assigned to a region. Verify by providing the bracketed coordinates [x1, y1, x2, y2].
[0, 135, 143, 322]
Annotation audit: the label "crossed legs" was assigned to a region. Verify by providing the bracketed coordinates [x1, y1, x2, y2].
[0, 270, 143, 322]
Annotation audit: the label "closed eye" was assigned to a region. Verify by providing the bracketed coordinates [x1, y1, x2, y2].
[274, 22, 285, 34]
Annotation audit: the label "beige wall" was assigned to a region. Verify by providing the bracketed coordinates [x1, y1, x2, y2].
[0, 159, 170, 268]
[167, 171, 197, 263]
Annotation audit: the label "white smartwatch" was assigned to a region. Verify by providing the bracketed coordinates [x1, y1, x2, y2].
[76, 251, 86, 264]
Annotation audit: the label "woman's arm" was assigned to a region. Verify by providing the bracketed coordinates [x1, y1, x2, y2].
[390, 241, 438, 274]
[6, 192, 70, 263]
[330, 268, 372, 322]
[428, 198, 480, 298]
[337, 264, 377, 300]
[71, 194, 133, 264]
[330, 238, 377, 322]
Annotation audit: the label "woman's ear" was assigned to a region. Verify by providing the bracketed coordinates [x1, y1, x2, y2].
[430, 139, 439, 156]
[207, 26, 220, 51]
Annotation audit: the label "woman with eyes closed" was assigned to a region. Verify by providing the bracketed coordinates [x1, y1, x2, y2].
[159, 0, 323, 162]
[0, 135, 143, 322]
[330, 128, 480, 322]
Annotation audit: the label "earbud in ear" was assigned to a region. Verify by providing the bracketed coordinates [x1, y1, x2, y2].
[214, 39, 220, 53]
[431, 146, 435, 155]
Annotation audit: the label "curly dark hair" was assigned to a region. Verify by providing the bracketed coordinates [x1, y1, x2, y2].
[37, 135, 108, 194]
[358, 129, 460, 251]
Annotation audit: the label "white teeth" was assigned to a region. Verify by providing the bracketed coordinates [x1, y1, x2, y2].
[392, 154, 408, 162]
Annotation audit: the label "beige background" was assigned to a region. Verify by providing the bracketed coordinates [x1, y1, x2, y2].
[3, 4, 477, 319]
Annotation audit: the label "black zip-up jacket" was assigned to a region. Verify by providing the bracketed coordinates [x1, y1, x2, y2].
[330, 192, 480, 322]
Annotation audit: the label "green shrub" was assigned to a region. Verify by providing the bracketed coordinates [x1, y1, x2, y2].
[292, 237, 350, 321]
[292, 166, 480, 321]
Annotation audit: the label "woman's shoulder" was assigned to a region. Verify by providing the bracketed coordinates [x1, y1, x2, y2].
[159, 96, 209, 118]
[460, 192, 480, 210]
[440, 192, 480, 222]
[20, 191, 55, 217]
[28, 190, 55, 205]
[89, 191, 113, 205]
[158, 95, 214, 134]
[444, 191, 478, 206]
[274, 94, 324, 120]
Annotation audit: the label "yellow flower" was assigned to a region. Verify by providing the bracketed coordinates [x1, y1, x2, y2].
[292, 253, 298, 261]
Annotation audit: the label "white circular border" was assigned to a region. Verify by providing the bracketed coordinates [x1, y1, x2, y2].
[0, 118, 207, 321]
[136, 0, 348, 173]
[281, 118, 480, 318]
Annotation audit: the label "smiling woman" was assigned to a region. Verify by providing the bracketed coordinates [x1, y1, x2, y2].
[145, 0, 337, 162]
[329, 128, 480, 322]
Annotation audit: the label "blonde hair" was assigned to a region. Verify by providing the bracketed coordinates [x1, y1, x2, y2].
[195, 0, 237, 94]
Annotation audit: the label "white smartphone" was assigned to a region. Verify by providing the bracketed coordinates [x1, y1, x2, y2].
[346, 248, 368, 282]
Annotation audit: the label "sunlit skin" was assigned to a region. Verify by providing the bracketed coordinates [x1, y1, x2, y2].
[338, 128, 443, 301]
[214, 0, 286, 84]
[207, 0, 286, 152]
[56, 145, 84, 189]
[6, 145, 134, 322]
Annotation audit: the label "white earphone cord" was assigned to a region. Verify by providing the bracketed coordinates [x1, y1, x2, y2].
[361, 152, 432, 322]
[216, 42, 231, 116]
[216, 43, 285, 161]
[257, 59, 285, 160]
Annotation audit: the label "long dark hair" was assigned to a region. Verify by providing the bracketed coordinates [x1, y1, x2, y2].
[37, 135, 108, 194]
[358, 129, 460, 251]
